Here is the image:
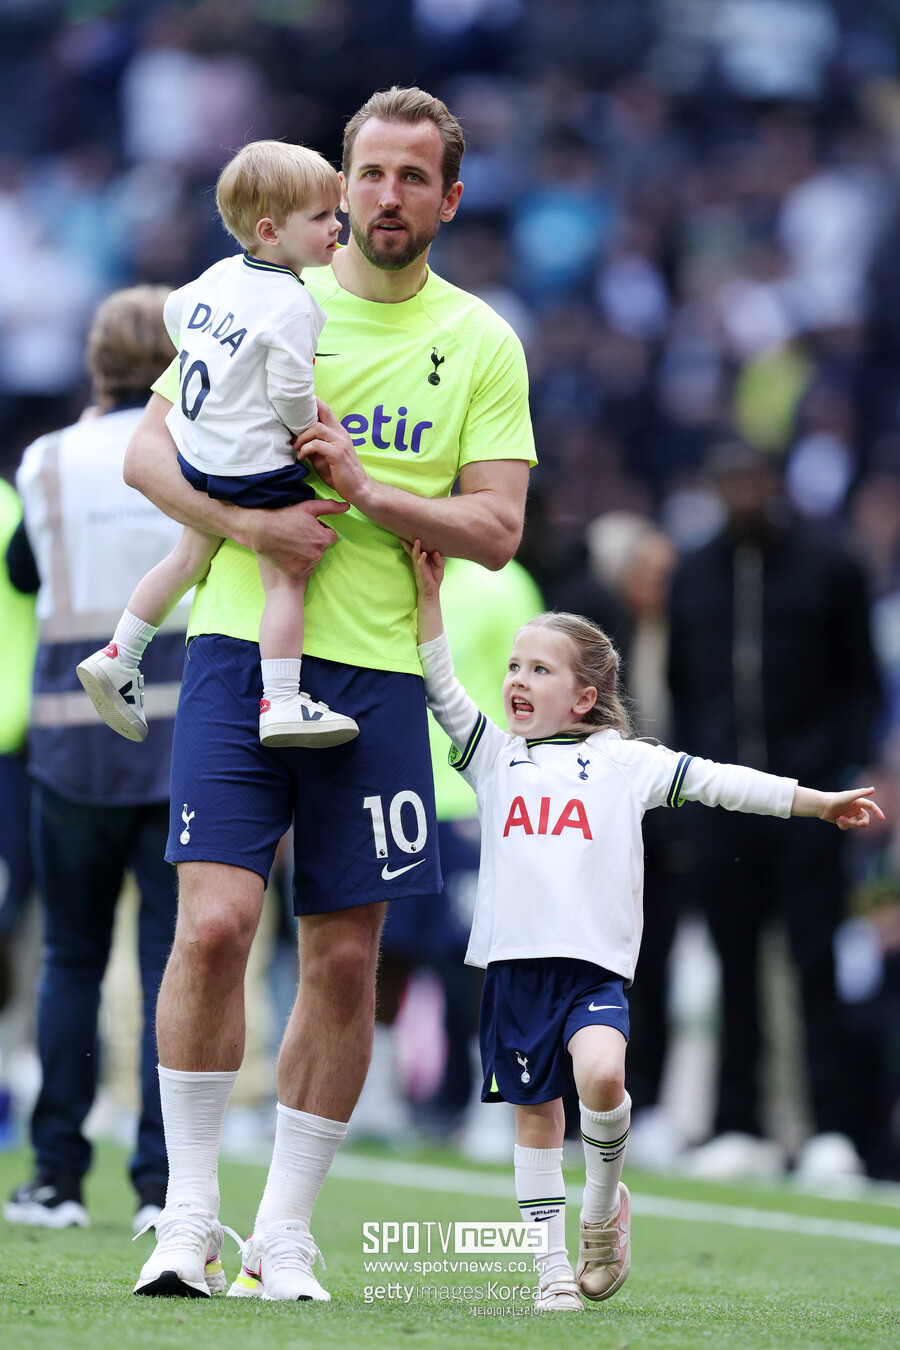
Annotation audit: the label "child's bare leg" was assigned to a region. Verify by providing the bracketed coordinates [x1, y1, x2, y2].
[512, 1099, 574, 1288]
[254, 554, 358, 749]
[128, 526, 223, 630]
[568, 1024, 631, 1300]
[77, 527, 221, 741]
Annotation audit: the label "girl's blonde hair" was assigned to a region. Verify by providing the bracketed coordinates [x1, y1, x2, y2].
[216, 140, 341, 251]
[519, 612, 633, 738]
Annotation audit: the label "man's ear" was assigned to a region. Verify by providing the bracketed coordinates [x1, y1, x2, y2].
[440, 181, 463, 223]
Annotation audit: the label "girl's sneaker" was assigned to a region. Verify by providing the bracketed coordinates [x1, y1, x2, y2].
[576, 1182, 631, 1301]
[534, 1267, 584, 1312]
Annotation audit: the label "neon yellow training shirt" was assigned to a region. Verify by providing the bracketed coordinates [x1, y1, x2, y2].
[154, 260, 536, 674]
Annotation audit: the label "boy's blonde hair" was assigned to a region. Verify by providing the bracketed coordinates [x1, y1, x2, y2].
[87, 285, 173, 404]
[216, 140, 341, 251]
[342, 86, 465, 193]
[518, 612, 633, 738]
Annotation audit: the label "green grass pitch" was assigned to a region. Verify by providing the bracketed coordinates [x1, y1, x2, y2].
[1, 1140, 898, 1350]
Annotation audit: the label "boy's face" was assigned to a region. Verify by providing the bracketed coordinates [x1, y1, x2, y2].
[266, 195, 341, 272]
[341, 117, 462, 272]
[502, 628, 596, 741]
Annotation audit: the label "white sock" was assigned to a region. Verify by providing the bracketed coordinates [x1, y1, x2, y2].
[254, 1104, 347, 1232]
[261, 658, 302, 703]
[158, 1066, 238, 1215]
[514, 1144, 570, 1276]
[580, 1092, 631, 1222]
[113, 609, 158, 668]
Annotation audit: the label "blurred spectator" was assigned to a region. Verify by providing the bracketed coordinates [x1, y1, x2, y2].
[669, 441, 883, 1179]
[0, 477, 37, 1015]
[3, 287, 186, 1230]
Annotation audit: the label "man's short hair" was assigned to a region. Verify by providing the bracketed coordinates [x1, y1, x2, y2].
[87, 285, 173, 404]
[216, 140, 341, 251]
[342, 86, 465, 194]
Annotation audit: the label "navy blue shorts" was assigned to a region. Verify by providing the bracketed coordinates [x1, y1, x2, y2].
[166, 635, 441, 914]
[480, 957, 630, 1104]
[178, 453, 314, 508]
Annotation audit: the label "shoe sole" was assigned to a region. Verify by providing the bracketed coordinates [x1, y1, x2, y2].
[76, 661, 147, 742]
[133, 1271, 210, 1298]
[3, 1199, 89, 1229]
[260, 720, 360, 749]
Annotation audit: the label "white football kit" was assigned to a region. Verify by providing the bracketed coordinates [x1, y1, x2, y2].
[163, 252, 325, 478]
[418, 632, 796, 981]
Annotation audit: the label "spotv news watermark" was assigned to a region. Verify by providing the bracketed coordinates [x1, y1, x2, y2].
[361, 1219, 547, 1306]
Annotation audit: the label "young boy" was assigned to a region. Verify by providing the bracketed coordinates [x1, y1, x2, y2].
[77, 140, 358, 749]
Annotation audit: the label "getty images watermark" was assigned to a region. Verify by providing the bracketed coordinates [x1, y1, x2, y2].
[361, 1220, 548, 1311]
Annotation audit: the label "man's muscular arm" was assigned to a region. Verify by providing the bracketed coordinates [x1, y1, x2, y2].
[297, 401, 529, 570]
[123, 395, 348, 579]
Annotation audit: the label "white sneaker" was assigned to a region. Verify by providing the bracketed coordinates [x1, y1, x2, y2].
[227, 1220, 330, 1301]
[534, 1267, 584, 1312]
[794, 1132, 865, 1184]
[76, 643, 147, 742]
[259, 694, 359, 749]
[680, 1132, 785, 1180]
[133, 1203, 240, 1298]
[576, 1182, 631, 1301]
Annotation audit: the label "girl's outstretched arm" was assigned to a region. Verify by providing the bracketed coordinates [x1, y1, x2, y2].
[403, 538, 445, 643]
[791, 785, 885, 830]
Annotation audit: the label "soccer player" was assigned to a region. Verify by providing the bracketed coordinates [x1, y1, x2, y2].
[408, 539, 884, 1312]
[77, 142, 357, 751]
[125, 87, 535, 1300]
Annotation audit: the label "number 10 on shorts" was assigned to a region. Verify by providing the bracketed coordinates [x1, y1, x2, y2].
[363, 792, 427, 858]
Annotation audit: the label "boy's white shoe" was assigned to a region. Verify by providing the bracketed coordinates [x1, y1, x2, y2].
[132, 1203, 240, 1298]
[576, 1182, 631, 1301]
[533, 1268, 585, 1312]
[76, 642, 147, 742]
[227, 1220, 330, 1301]
[259, 694, 359, 749]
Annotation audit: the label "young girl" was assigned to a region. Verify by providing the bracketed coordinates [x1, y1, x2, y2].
[409, 541, 883, 1314]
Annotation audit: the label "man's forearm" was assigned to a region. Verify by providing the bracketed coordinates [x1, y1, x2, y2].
[353, 459, 529, 570]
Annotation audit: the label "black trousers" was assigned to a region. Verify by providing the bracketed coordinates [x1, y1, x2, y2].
[695, 809, 854, 1141]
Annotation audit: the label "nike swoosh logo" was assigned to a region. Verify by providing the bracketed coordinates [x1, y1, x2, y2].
[588, 1003, 623, 1012]
[381, 858, 426, 881]
[509, 759, 535, 767]
[316, 352, 340, 357]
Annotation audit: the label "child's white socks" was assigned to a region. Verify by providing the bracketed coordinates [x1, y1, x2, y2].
[514, 1144, 571, 1276]
[261, 658, 302, 704]
[580, 1092, 631, 1222]
[113, 610, 157, 669]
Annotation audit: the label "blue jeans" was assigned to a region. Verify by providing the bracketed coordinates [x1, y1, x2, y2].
[29, 782, 177, 1194]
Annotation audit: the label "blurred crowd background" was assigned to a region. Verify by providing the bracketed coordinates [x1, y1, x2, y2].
[1, 0, 899, 1185]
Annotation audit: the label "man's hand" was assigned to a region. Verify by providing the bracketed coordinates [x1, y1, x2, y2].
[241, 497, 349, 580]
[295, 398, 369, 504]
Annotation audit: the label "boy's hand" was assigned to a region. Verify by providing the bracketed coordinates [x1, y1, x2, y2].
[402, 538, 444, 598]
[818, 787, 884, 830]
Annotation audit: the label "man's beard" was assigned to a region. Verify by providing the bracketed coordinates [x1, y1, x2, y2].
[348, 208, 440, 272]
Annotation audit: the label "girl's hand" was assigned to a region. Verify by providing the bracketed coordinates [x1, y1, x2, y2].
[402, 538, 444, 598]
[818, 787, 885, 830]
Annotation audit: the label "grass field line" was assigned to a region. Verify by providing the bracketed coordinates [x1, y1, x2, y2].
[330, 1154, 900, 1247]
